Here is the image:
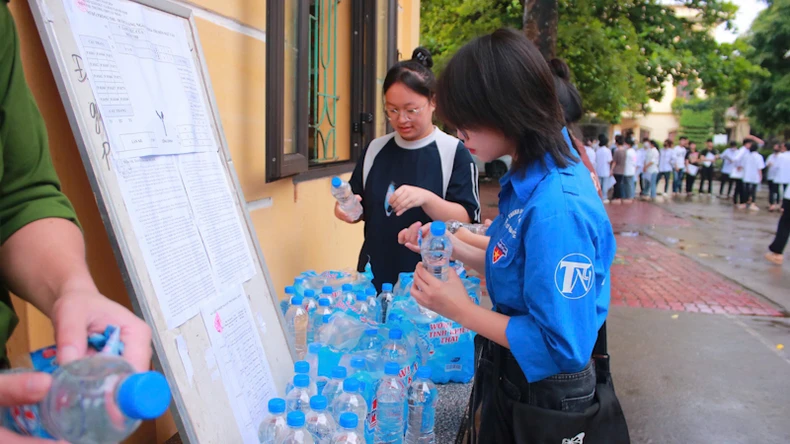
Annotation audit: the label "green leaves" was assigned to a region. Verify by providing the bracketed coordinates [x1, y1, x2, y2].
[421, 0, 760, 124]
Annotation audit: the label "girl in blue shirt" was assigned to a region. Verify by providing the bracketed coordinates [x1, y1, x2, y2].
[400, 29, 617, 442]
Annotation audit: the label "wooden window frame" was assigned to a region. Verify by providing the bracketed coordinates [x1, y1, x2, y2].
[267, 0, 398, 183]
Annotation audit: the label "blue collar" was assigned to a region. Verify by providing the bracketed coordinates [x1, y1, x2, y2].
[499, 127, 573, 201]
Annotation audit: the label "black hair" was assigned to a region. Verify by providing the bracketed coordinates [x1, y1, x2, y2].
[549, 59, 583, 125]
[382, 47, 435, 98]
[729, 141, 738, 147]
[599, 134, 609, 147]
[652, 140, 660, 149]
[625, 137, 635, 146]
[615, 135, 624, 146]
[642, 137, 650, 143]
[750, 144, 759, 152]
[784, 142, 789, 150]
[664, 139, 673, 148]
[679, 136, 688, 141]
[743, 138, 754, 147]
[707, 138, 713, 143]
[435, 29, 571, 170]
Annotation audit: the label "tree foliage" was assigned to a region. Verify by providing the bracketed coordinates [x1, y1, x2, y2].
[421, 0, 761, 123]
[744, 0, 790, 135]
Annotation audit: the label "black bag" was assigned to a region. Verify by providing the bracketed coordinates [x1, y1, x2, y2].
[456, 322, 630, 444]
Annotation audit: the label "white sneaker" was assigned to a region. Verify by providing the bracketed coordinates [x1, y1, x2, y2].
[749, 204, 760, 211]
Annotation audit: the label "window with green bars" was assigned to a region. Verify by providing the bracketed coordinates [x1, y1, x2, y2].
[308, 0, 340, 165]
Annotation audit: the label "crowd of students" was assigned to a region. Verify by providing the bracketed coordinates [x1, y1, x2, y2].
[585, 135, 790, 212]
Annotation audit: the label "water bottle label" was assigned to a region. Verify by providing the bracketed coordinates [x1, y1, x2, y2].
[1, 405, 53, 439]
[364, 398, 377, 439]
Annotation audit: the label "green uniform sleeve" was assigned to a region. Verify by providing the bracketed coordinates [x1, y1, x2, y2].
[1, 3, 80, 366]
[1, 4, 79, 245]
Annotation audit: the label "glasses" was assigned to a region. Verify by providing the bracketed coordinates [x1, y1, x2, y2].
[384, 102, 429, 122]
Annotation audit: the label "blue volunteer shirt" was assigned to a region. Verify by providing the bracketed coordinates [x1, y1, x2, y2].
[485, 129, 616, 382]
[350, 128, 480, 290]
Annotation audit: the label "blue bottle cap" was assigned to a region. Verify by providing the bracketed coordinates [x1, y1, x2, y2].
[318, 298, 331, 307]
[268, 398, 286, 414]
[355, 291, 367, 301]
[305, 289, 316, 298]
[310, 395, 328, 410]
[293, 374, 310, 388]
[384, 362, 400, 376]
[431, 221, 447, 236]
[322, 286, 334, 294]
[308, 342, 323, 354]
[389, 313, 402, 322]
[339, 412, 358, 429]
[291, 296, 304, 305]
[342, 283, 353, 291]
[285, 286, 295, 295]
[365, 288, 376, 296]
[117, 371, 171, 420]
[287, 411, 305, 427]
[294, 360, 309, 374]
[350, 356, 365, 369]
[365, 328, 378, 336]
[331, 176, 342, 188]
[343, 377, 360, 392]
[382, 283, 393, 292]
[332, 366, 347, 379]
[389, 329, 403, 340]
[323, 314, 332, 324]
[416, 366, 432, 379]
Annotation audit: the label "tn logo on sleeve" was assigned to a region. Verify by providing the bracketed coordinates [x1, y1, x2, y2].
[554, 253, 595, 299]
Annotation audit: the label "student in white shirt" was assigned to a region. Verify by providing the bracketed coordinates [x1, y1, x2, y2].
[642, 139, 660, 201]
[594, 135, 613, 202]
[657, 139, 675, 196]
[672, 136, 689, 193]
[729, 140, 751, 207]
[699, 139, 717, 194]
[718, 141, 738, 197]
[635, 138, 648, 195]
[766, 144, 782, 211]
[742, 144, 766, 211]
[766, 142, 790, 266]
[773, 143, 790, 203]
[585, 137, 597, 170]
[685, 141, 700, 195]
[623, 138, 638, 203]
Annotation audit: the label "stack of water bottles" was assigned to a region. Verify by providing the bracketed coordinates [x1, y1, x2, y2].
[259, 357, 438, 444]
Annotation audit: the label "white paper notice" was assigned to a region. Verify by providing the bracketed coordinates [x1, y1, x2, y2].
[174, 335, 194, 387]
[64, 0, 216, 158]
[178, 153, 256, 289]
[115, 156, 216, 328]
[201, 289, 276, 444]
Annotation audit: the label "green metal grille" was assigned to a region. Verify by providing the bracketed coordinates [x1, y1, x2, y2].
[308, 0, 339, 163]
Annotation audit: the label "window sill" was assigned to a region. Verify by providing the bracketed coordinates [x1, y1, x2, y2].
[293, 161, 355, 183]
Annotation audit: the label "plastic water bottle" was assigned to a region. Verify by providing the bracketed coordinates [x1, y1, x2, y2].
[347, 356, 377, 442]
[380, 329, 409, 368]
[321, 286, 337, 309]
[305, 395, 336, 444]
[305, 343, 330, 396]
[259, 398, 288, 443]
[446, 220, 488, 235]
[338, 284, 356, 311]
[375, 362, 407, 444]
[356, 328, 384, 353]
[286, 361, 318, 397]
[364, 288, 382, 323]
[378, 283, 395, 323]
[283, 286, 297, 316]
[331, 176, 363, 221]
[311, 298, 334, 343]
[330, 378, 367, 436]
[405, 367, 437, 444]
[286, 296, 310, 360]
[287, 374, 314, 413]
[421, 221, 453, 282]
[304, 289, 320, 314]
[0, 355, 171, 444]
[331, 413, 364, 444]
[323, 366, 347, 409]
[280, 411, 315, 444]
[354, 291, 369, 319]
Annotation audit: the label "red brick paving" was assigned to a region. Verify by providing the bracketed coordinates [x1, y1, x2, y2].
[475, 181, 783, 317]
[610, 235, 782, 316]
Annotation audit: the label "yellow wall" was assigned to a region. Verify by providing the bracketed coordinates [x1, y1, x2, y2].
[8, 0, 419, 441]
